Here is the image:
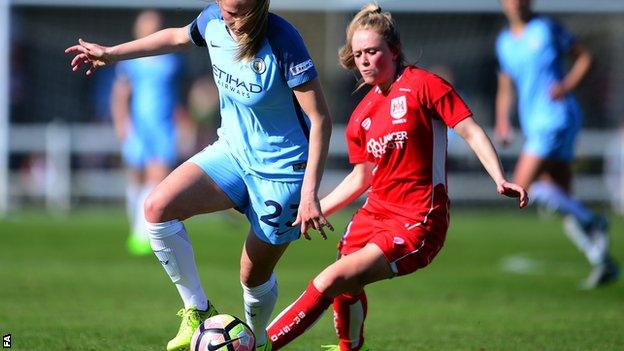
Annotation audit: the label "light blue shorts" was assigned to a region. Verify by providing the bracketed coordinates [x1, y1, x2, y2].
[523, 125, 579, 162]
[188, 140, 302, 245]
[123, 128, 177, 168]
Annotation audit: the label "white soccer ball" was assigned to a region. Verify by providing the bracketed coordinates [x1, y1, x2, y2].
[190, 314, 256, 351]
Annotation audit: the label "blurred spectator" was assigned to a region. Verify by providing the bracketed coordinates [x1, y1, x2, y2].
[17, 153, 46, 203]
[173, 75, 220, 163]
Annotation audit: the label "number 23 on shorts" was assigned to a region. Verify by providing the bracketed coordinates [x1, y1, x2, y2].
[260, 200, 299, 235]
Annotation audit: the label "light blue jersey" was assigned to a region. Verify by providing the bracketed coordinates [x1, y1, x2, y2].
[496, 16, 582, 160]
[188, 4, 317, 182]
[117, 54, 182, 167]
[186, 4, 318, 244]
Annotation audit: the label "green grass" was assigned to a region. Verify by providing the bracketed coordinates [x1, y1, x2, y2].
[1, 208, 622, 350]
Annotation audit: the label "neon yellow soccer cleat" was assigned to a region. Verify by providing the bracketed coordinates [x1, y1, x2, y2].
[166, 302, 219, 351]
[321, 342, 370, 351]
[126, 234, 152, 256]
[254, 331, 272, 351]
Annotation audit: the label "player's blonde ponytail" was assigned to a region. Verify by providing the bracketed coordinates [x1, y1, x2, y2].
[233, 0, 270, 62]
[338, 3, 406, 71]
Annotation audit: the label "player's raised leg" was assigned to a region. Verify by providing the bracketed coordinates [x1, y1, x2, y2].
[543, 161, 622, 289]
[514, 153, 618, 286]
[267, 244, 391, 350]
[144, 162, 234, 351]
[519, 157, 595, 229]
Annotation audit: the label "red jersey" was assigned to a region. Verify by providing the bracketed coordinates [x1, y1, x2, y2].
[346, 66, 472, 224]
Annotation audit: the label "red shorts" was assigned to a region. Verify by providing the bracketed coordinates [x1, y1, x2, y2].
[338, 208, 448, 276]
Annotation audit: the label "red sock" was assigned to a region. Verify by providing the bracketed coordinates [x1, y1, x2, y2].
[267, 281, 333, 350]
[333, 291, 367, 351]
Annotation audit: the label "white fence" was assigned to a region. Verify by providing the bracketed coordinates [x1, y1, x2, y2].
[8, 123, 621, 212]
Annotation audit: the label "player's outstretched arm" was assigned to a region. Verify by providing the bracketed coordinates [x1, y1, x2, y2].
[320, 162, 374, 217]
[65, 26, 194, 76]
[291, 78, 334, 240]
[453, 117, 529, 208]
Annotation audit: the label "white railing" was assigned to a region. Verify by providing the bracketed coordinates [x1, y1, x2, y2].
[8, 123, 620, 213]
[9, 123, 121, 212]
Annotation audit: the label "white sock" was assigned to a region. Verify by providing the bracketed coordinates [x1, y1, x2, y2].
[530, 181, 595, 226]
[147, 219, 208, 310]
[125, 182, 140, 228]
[132, 184, 154, 239]
[242, 273, 278, 345]
[562, 216, 606, 265]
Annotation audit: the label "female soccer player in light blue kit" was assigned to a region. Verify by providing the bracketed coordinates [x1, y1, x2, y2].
[111, 10, 184, 256]
[495, 0, 618, 289]
[66, 1, 333, 350]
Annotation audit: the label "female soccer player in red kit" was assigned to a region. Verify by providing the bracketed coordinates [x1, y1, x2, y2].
[266, 4, 528, 351]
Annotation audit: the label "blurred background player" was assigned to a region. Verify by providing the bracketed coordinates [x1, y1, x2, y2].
[494, 0, 619, 288]
[66, 0, 333, 350]
[266, 4, 527, 350]
[110, 10, 183, 256]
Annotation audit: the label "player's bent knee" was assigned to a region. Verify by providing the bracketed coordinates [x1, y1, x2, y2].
[144, 191, 173, 222]
[239, 262, 274, 287]
[239, 263, 252, 287]
[312, 274, 335, 297]
[314, 271, 361, 298]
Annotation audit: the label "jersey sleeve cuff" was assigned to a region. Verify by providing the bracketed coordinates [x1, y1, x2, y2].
[287, 69, 318, 89]
[188, 20, 207, 47]
[448, 110, 473, 128]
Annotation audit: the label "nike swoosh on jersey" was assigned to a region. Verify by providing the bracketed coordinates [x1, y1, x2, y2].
[210, 40, 221, 48]
[207, 337, 240, 351]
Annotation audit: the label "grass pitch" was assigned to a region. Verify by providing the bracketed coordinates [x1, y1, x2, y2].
[1, 207, 622, 350]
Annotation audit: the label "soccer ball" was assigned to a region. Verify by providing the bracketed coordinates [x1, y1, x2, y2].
[190, 314, 256, 351]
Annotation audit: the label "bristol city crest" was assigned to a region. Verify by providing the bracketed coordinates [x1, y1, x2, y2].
[361, 117, 371, 130]
[390, 96, 407, 119]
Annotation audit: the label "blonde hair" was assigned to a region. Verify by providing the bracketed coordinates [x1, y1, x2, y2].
[232, 0, 270, 62]
[338, 3, 405, 70]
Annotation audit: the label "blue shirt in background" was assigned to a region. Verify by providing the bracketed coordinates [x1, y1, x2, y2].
[116, 54, 183, 167]
[496, 16, 582, 135]
[116, 53, 183, 133]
